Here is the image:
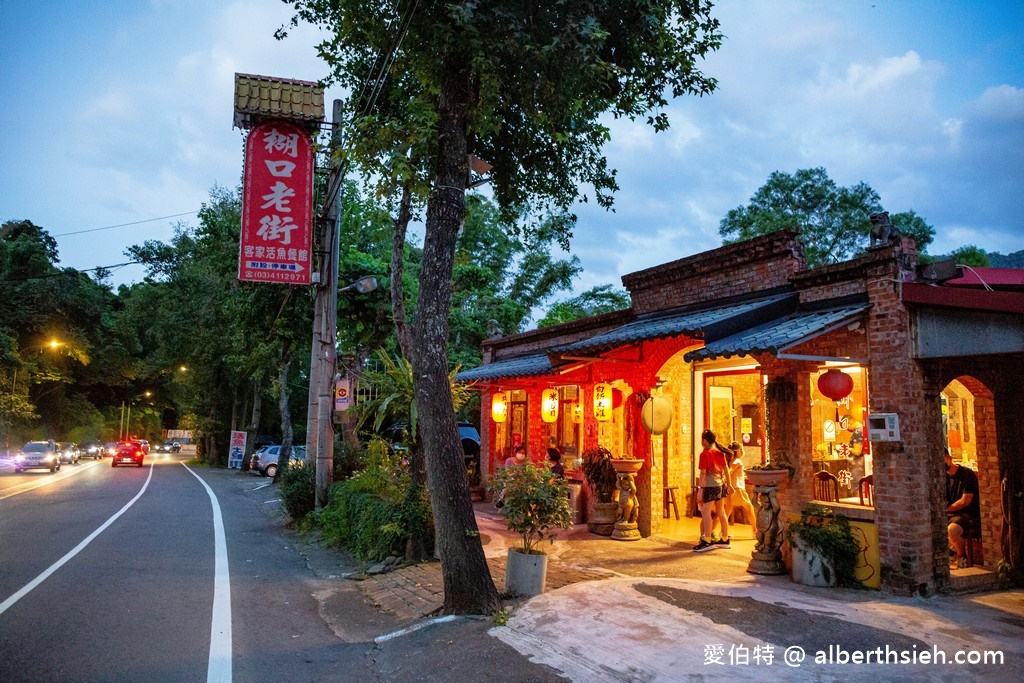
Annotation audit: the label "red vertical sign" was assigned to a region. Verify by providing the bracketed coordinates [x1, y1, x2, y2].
[239, 121, 314, 284]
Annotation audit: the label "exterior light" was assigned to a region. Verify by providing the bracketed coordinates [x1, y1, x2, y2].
[491, 392, 508, 423]
[541, 388, 559, 423]
[817, 368, 854, 401]
[594, 383, 612, 422]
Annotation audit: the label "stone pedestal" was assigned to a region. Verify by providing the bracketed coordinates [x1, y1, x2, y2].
[747, 482, 787, 575]
[612, 520, 641, 541]
[611, 459, 643, 541]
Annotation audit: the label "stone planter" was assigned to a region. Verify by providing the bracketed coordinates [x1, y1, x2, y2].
[745, 468, 789, 487]
[610, 458, 644, 474]
[505, 548, 548, 597]
[791, 541, 836, 587]
[588, 500, 619, 536]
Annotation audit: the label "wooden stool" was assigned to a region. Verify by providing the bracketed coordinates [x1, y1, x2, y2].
[663, 486, 680, 520]
[965, 532, 981, 567]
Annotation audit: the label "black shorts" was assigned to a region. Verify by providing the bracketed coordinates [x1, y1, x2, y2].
[702, 485, 724, 503]
[948, 514, 978, 534]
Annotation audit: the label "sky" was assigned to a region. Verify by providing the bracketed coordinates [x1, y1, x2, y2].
[1, 0, 1022, 297]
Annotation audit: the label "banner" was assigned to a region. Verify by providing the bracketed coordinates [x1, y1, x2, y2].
[229, 430, 247, 469]
[239, 121, 314, 284]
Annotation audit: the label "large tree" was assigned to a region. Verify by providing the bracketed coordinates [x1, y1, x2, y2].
[718, 167, 938, 268]
[282, 0, 722, 614]
[537, 284, 632, 328]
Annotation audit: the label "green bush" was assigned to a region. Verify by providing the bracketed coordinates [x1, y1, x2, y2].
[279, 461, 316, 521]
[788, 503, 861, 587]
[316, 439, 433, 562]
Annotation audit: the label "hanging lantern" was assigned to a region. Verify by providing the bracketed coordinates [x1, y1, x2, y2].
[817, 368, 854, 401]
[611, 388, 625, 410]
[593, 383, 613, 422]
[491, 392, 508, 423]
[541, 388, 559, 423]
[641, 396, 673, 435]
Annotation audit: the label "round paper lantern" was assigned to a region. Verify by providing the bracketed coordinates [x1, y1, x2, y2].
[641, 396, 673, 435]
[611, 388, 625, 410]
[817, 368, 854, 401]
[541, 388, 559, 423]
[491, 392, 508, 423]
[593, 383, 613, 422]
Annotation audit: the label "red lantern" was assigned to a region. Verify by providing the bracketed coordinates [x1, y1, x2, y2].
[611, 388, 624, 410]
[817, 369, 854, 401]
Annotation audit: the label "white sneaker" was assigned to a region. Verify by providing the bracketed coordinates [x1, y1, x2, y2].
[957, 557, 969, 569]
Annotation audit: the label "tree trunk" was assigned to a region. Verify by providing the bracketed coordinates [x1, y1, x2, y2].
[274, 350, 294, 482]
[244, 378, 262, 469]
[412, 54, 500, 615]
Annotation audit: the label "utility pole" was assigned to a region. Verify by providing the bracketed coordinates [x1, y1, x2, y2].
[307, 99, 344, 508]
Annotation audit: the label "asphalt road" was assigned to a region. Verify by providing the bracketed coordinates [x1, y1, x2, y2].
[0, 454, 563, 683]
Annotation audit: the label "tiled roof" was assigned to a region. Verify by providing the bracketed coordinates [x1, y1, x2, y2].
[684, 302, 871, 362]
[233, 73, 325, 132]
[554, 293, 797, 356]
[455, 354, 553, 382]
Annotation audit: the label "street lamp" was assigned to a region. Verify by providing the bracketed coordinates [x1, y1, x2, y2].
[120, 391, 152, 441]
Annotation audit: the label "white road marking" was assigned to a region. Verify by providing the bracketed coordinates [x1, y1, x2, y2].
[0, 460, 104, 501]
[182, 463, 232, 683]
[0, 463, 154, 616]
[375, 615, 461, 643]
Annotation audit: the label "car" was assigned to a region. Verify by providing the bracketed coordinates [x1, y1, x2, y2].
[103, 442, 119, 458]
[379, 421, 480, 459]
[80, 440, 104, 460]
[13, 441, 61, 473]
[250, 444, 306, 478]
[111, 441, 145, 468]
[154, 440, 181, 454]
[56, 442, 81, 465]
[137, 439, 150, 454]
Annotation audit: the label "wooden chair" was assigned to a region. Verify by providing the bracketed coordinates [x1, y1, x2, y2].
[813, 470, 839, 502]
[858, 474, 874, 507]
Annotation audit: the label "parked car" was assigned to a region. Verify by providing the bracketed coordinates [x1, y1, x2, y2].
[13, 441, 61, 473]
[379, 421, 480, 459]
[56, 442, 81, 465]
[154, 440, 181, 453]
[137, 439, 150, 454]
[250, 445, 306, 478]
[80, 440, 104, 460]
[111, 441, 145, 468]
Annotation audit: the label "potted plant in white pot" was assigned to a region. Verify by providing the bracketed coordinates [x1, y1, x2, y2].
[492, 462, 572, 597]
[788, 503, 861, 587]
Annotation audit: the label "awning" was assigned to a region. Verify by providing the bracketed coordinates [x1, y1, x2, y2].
[553, 292, 797, 357]
[684, 301, 871, 362]
[455, 353, 553, 382]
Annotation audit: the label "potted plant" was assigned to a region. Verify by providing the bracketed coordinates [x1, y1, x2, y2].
[491, 462, 572, 597]
[787, 503, 861, 587]
[581, 446, 620, 535]
[747, 452, 794, 486]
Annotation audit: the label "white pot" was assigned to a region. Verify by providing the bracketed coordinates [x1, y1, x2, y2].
[505, 548, 548, 597]
[791, 542, 836, 587]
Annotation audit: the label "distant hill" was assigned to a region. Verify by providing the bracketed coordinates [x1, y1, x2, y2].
[988, 250, 1024, 268]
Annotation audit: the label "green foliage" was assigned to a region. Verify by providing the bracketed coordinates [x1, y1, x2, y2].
[947, 245, 990, 268]
[279, 461, 316, 521]
[492, 463, 572, 555]
[317, 439, 433, 562]
[719, 168, 884, 268]
[580, 446, 618, 502]
[537, 284, 631, 327]
[889, 210, 935, 254]
[788, 503, 862, 588]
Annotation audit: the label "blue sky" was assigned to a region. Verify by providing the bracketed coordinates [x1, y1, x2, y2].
[1, 0, 1022, 295]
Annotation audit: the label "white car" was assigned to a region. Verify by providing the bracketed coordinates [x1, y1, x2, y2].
[250, 445, 306, 477]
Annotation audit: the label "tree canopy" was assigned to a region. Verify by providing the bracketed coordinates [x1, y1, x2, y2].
[719, 167, 936, 268]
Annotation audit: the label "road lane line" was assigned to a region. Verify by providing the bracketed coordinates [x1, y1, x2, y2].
[0, 463, 154, 616]
[0, 460, 104, 501]
[182, 463, 232, 683]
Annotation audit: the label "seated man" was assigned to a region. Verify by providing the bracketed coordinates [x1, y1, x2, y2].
[945, 449, 980, 568]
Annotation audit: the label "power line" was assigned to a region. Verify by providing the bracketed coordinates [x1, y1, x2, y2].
[51, 211, 198, 237]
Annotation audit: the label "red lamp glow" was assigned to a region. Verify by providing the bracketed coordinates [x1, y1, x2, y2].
[817, 368, 854, 401]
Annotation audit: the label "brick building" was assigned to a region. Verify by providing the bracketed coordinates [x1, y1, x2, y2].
[457, 229, 1024, 594]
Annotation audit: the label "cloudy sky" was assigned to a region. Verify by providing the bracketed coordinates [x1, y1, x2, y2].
[2, 0, 1022, 296]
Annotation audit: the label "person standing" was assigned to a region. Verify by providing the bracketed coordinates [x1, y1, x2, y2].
[946, 449, 980, 569]
[694, 429, 730, 552]
[547, 447, 565, 478]
[725, 441, 758, 536]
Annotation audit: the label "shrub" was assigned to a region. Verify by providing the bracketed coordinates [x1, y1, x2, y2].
[316, 439, 433, 562]
[492, 463, 572, 555]
[788, 503, 861, 587]
[279, 461, 316, 521]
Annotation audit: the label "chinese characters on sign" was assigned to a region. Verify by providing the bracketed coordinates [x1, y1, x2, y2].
[239, 121, 314, 284]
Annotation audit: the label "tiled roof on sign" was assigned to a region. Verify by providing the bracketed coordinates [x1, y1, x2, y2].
[233, 73, 325, 132]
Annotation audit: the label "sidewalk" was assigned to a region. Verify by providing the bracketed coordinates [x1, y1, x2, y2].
[354, 503, 1024, 682]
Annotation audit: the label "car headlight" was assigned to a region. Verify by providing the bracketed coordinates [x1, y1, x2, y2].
[14, 454, 25, 462]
